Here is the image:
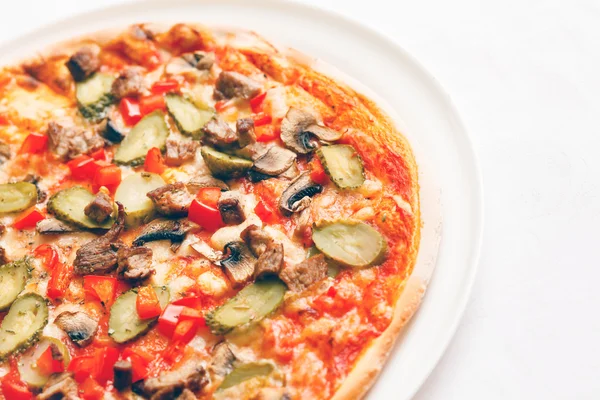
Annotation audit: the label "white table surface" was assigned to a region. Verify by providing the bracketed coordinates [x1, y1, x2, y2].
[2, 0, 599, 398]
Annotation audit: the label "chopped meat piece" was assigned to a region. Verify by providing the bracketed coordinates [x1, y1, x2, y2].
[218, 192, 246, 225]
[177, 389, 197, 400]
[22, 174, 47, 203]
[113, 360, 133, 391]
[73, 203, 125, 274]
[165, 138, 198, 166]
[182, 51, 215, 70]
[135, 362, 208, 399]
[214, 71, 262, 100]
[202, 117, 238, 149]
[147, 182, 193, 216]
[236, 117, 256, 148]
[47, 121, 104, 160]
[84, 189, 114, 223]
[37, 372, 81, 400]
[209, 342, 236, 378]
[0, 246, 8, 265]
[255, 242, 284, 278]
[0, 224, 5, 236]
[0, 140, 10, 164]
[65, 45, 100, 82]
[279, 254, 328, 292]
[55, 310, 99, 347]
[240, 225, 273, 257]
[117, 245, 154, 284]
[111, 66, 145, 99]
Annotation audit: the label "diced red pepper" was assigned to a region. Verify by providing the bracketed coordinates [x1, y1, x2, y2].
[249, 92, 267, 113]
[33, 244, 58, 270]
[35, 345, 65, 376]
[151, 79, 179, 94]
[172, 296, 203, 309]
[196, 187, 221, 208]
[90, 148, 110, 162]
[144, 147, 166, 174]
[0, 370, 32, 400]
[254, 201, 276, 223]
[47, 257, 72, 300]
[122, 348, 149, 382]
[214, 99, 235, 113]
[157, 304, 184, 337]
[68, 347, 119, 384]
[136, 285, 162, 319]
[79, 377, 104, 400]
[309, 156, 329, 185]
[13, 208, 44, 230]
[19, 133, 48, 155]
[188, 199, 224, 232]
[120, 97, 142, 126]
[139, 94, 166, 116]
[171, 319, 197, 344]
[93, 164, 121, 193]
[252, 112, 272, 127]
[67, 155, 102, 180]
[83, 276, 117, 307]
[255, 125, 280, 142]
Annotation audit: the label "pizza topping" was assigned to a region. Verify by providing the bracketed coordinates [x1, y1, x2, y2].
[278, 171, 323, 216]
[312, 220, 387, 267]
[0, 182, 37, 213]
[187, 175, 229, 193]
[99, 118, 125, 143]
[202, 116, 239, 149]
[236, 117, 257, 148]
[240, 225, 273, 257]
[166, 94, 215, 139]
[279, 254, 328, 292]
[108, 286, 169, 343]
[116, 245, 154, 284]
[114, 111, 169, 165]
[54, 310, 98, 347]
[255, 242, 284, 279]
[115, 172, 165, 227]
[218, 361, 275, 391]
[182, 50, 215, 70]
[73, 202, 125, 274]
[134, 361, 208, 399]
[146, 182, 193, 217]
[0, 293, 49, 360]
[280, 107, 342, 154]
[214, 71, 262, 100]
[219, 241, 257, 287]
[209, 342, 237, 378]
[0, 140, 11, 164]
[37, 372, 79, 400]
[317, 144, 365, 189]
[111, 66, 145, 99]
[17, 337, 70, 389]
[0, 247, 8, 265]
[47, 186, 116, 229]
[113, 360, 133, 391]
[0, 258, 30, 311]
[47, 121, 105, 160]
[84, 188, 114, 224]
[165, 137, 198, 166]
[66, 45, 100, 82]
[205, 277, 287, 335]
[36, 218, 77, 234]
[75, 72, 116, 121]
[252, 146, 297, 177]
[201, 146, 253, 179]
[132, 218, 192, 246]
[218, 192, 246, 225]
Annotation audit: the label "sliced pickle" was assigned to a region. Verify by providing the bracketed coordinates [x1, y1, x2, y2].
[114, 111, 169, 166]
[0, 258, 30, 311]
[47, 186, 116, 229]
[312, 220, 386, 267]
[0, 293, 48, 360]
[76, 72, 115, 121]
[316, 144, 365, 189]
[0, 182, 38, 213]
[166, 94, 214, 139]
[18, 336, 70, 388]
[205, 278, 286, 335]
[115, 172, 165, 227]
[201, 146, 253, 180]
[218, 362, 275, 391]
[108, 286, 170, 343]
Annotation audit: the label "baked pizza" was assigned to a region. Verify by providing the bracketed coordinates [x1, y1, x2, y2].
[0, 23, 420, 400]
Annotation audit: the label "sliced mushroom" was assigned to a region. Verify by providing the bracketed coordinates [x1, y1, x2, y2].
[280, 107, 342, 154]
[0, 140, 11, 165]
[252, 147, 297, 176]
[278, 172, 322, 216]
[37, 372, 79, 400]
[218, 241, 257, 287]
[217, 192, 246, 225]
[134, 361, 208, 398]
[133, 219, 193, 246]
[190, 241, 222, 262]
[36, 218, 78, 234]
[240, 225, 273, 257]
[54, 311, 98, 347]
[279, 254, 328, 292]
[187, 176, 229, 193]
[182, 51, 215, 70]
[209, 342, 237, 378]
[255, 242, 284, 279]
[113, 360, 133, 391]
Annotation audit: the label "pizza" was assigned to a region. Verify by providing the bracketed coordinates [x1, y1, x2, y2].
[0, 23, 420, 400]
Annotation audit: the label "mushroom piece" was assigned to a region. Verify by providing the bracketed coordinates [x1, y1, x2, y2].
[134, 361, 208, 399]
[133, 219, 193, 246]
[209, 342, 237, 378]
[255, 242, 284, 279]
[54, 311, 99, 347]
[113, 360, 133, 391]
[218, 241, 257, 287]
[214, 71, 262, 100]
[36, 218, 78, 234]
[278, 172, 323, 216]
[280, 107, 342, 154]
[252, 146, 297, 176]
[279, 254, 328, 292]
[217, 192, 246, 225]
[182, 51, 215, 70]
[190, 241, 222, 262]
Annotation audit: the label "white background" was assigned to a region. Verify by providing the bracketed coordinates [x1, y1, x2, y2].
[1, 0, 599, 398]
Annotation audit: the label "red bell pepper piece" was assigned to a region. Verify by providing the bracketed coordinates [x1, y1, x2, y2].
[33, 244, 58, 270]
[79, 377, 104, 400]
[214, 99, 235, 113]
[254, 200, 276, 223]
[19, 133, 48, 155]
[172, 295, 203, 309]
[151, 79, 179, 94]
[47, 257, 72, 300]
[68, 347, 119, 384]
[188, 199, 224, 232]
[171, 319, 197, 344]
[122, 348, 150, 382]
[67, 155, 102, 180]
[83, 276, 117, 307]
[196, 187, 221, 207]
[143, 147, 166, 174]
[13, 208, 44, 230]
[255, 125, 280, 142]
[93, 164, 121, 193]
[179, 307, 206, 325]
[120, 97, 142, 126]
[90, 148, 110, 162]
[136, 285, 162, 319]
[309, 156, 329, 185]
[252, 112, 272, 127]
[249, 92, 267, 113]
[0, 370, 32, 400]
[139, 94, 166, 116]
[35, 345, 65, 375]
[157, 304, 184, 337]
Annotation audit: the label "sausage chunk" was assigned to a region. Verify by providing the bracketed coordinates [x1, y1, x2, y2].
[165, 138, 198, 166]
[47, 121, 104, 160]
[202, 117, 238, 149]
[134, 361, 208, 399]
[117, 245, 154, 284]
[84, 189, 114, 223]
[113, 360, 133, 391]
[217, 192, 245, 225]
[38, 372, 80, 400]
[240, 225, 273, 257]
[236, 117, 256, 148]
[254, 242, 284, 278]
[0, 140, 11, 164]
[182, 51, 215, 70]
[214, 71, 262, 100]
[66, 45, 101, 82]
[147, 182, 193, 216]
[279, 254, 328, 292]
[111, 66, 144, 99]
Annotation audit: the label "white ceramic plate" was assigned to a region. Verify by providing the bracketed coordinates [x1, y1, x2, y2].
[0, 1, 483, 398]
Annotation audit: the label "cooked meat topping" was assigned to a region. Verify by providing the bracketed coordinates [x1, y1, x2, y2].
[47, 121, 104, 160]
[113, 360, 133, 391]
[0, 246, 8, 265]
[73, 202, 125, 274]
[202, 117, 238, 149]
[135, 362, 208, 399]
[219, 241, 257, 287]
[254, 388, 292, 400]
[0, 224, 5, 236]
[37, 218, 78, 234]
[209, 342, 237, 378]
[214, 71, 262, 100]
[236, 117, 256, 148]
[240, 225, 274, 257]
[165, 137, 198, 166]
[117, 245, 154, 284]
[111, 66, 145, 99]
[133, 219, 194, 246]
[84, 189, 114, 223]
[177, 389, 197, 400]
[182, 51, 215, 70]
[218, 191, 246, 225]
[55, 310, 99, 347]
[65, 45, 100, 82]
[255, 242, 284, 279]
[117, 26, 160, 66]
[22, 174, 47, 203]
[23, 55, 73, 95]
[0, 140, 10, 164]
[279, 254, 328, 292]
[147, 182, 193, 216]
[37, 372, 81, 400]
